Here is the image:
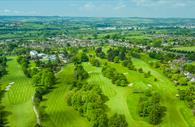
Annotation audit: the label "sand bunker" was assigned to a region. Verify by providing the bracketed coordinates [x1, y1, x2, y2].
[5, 82, 15, 91]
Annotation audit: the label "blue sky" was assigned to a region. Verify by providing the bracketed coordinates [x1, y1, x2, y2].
[0, 0, 194, 18]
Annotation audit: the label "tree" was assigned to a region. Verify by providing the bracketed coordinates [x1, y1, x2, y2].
[81, 53, 89, 62]
[178, 77, 188, 86]
[96, 47, 105, 59]
[114, 56, 120, 63]
[138, 68, 143, 73]
[138, 92, 166, 125]
[102, 65, 128, 87]
[67, 83, 109, 127]
[184, 64, 195, 73]
[32, 68, 55, 88]
[149, 104, 166, 125]
[108, 114, 128, 127]
[74, 65, 89, 80]
[90, 58, 101, 67]
[92, 114, 108, 127]
[119, 51, 126, 61]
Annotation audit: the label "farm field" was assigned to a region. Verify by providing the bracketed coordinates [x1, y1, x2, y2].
[41, 64, 90, 127]
[172, 46, 195, 52]
[0, 56, 35, 127]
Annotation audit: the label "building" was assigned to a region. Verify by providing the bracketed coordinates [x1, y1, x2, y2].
[30, 50, 38, 58]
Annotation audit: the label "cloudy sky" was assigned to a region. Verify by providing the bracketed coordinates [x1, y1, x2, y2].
[0, 0, 194, 18]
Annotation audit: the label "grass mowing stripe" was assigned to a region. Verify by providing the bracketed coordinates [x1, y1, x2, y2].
[41, 64, 89, 127]
[0, 56, 35, 127]
[132, 58, 189, 127]
[83, 63, 141, 127]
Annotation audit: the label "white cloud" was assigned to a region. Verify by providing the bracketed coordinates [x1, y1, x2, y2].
[80, 2, 95, 11]
[3, 9, 11, 13]
[131, 0, 191, 7]
[173, 3, 186, 7]
[0, 9, 24, 14]
[79, 1, 127, 12]
[0, 9, 37, 15]
[114, 3, 126, 10]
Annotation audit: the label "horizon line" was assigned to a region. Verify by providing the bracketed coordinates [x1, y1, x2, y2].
[0, 15, 195, 19]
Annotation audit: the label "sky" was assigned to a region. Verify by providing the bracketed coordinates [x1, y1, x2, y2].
[0, 0, 195, 18]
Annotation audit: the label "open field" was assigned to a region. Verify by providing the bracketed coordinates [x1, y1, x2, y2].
[172, 46, 195, 52]
[41, 64, 90, 127]
[0, 56, 35, 127]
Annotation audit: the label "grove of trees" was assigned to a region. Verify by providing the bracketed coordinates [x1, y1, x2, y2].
[138, 92, 166, 125]
[0, 56, 7, 77]
[67, 63, 128, 127]
[102, 65, 129, 87]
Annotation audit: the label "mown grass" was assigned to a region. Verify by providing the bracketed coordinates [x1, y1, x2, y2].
[1, 56, 194, 127]
[0, 56, 35, 127]
[132, 58, 190, 127]
[83, 56, 195, 127]
[83, 62, 151, 127]
[41, 64, 90, 127]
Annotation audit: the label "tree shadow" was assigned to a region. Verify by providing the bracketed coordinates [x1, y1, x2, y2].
[6, 58, 13, 62]
[0, 106, 12, 127]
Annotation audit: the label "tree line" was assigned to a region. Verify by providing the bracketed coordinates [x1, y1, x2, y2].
[0, 55, 8, 127]
[0, 56, 7, 77]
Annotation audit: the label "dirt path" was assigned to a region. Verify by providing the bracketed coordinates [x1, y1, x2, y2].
[32, 96, 41, 125]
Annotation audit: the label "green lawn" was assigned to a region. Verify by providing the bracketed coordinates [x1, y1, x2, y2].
[191, 61, 195, 66]
[41, 64, 90, 127]
[132, 58, 191, 127]
[83, 56, 195, 127]
[0, 56, 35, 127]
[1, 56, 194, 127]
[172, 46, 195, 52]
[83, 63, 151, 127]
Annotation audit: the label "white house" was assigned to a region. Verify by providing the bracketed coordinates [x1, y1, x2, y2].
[30, 50, 38, 58]
[190, 78, 195, 82]
[37, 53, 47, 58]
[49, 55, 56, 61]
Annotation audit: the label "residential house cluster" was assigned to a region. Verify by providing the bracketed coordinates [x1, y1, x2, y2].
[30, 50, 67, 63]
